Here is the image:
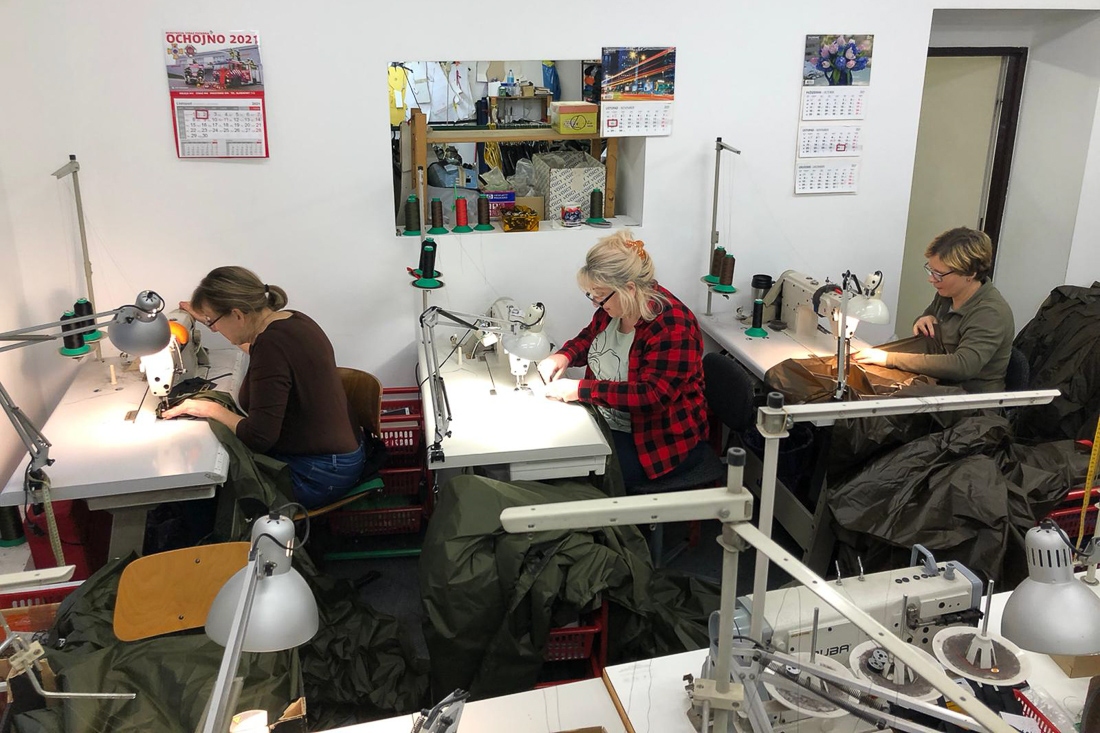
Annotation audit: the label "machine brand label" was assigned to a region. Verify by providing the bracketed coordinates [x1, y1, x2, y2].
[814, 644, 850, 658]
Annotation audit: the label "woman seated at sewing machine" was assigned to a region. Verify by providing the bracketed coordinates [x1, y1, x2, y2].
[537, 230, 710, 493]
[855, 226, 1014, 392]
[162, 266, 365, 509]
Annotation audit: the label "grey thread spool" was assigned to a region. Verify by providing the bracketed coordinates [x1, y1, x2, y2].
[719, 254, 736, 286]
[404, 195, 421, 232]
[710, 246, 727, 278]
[590, 188, 604, 218]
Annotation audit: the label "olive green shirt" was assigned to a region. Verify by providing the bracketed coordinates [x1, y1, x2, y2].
[885, 281, 1014, 393]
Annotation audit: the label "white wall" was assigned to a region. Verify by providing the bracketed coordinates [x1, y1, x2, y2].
[930, 9, 1100, 328]
[2, 0, 1100, 487]
[1066, 87, 1100, 285]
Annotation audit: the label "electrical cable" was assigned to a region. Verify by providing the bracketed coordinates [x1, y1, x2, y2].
[273, 501, 311, 549]
[417, 328, 474, 389]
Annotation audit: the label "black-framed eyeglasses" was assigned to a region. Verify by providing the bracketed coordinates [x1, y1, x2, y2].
[585, 290, 615, 307]
[205, 312, 227, 329]
[923, 263, 954, 283]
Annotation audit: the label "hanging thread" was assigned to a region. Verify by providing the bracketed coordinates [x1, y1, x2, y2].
[475, 194, 494, 230]
[403, 194, 421, 235]
[59, 311, 89, 356]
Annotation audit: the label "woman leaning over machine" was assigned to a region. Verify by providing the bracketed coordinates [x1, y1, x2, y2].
[537, 229, 710, 493]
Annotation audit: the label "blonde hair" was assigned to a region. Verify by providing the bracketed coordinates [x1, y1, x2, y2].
[925, 227, 994, 280]
[191, 266, 288, 316]
[577, 229, 668, 322]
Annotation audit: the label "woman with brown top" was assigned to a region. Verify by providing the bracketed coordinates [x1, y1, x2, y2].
[855, 227, 1014, 392]
[163, 266, 364, 508]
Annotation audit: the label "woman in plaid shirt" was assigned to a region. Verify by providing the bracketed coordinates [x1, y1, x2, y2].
[540, 230, 710, 492]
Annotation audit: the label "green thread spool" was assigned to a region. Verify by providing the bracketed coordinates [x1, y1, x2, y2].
[59, 311, 90, 356]
[586, 188, 608, 224]
[714, 254, 737, 294]
[73, 298, 103, 341]
[452, 197, 473, 233]
[474, 194, 494, 231]
[413, 244, 443, 289]
[746, 299, 768, 337]
[705, 246, 726, 285]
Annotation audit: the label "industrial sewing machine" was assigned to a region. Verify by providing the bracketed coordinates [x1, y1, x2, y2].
[139, 309, 205, 403]
[762, 270, 889, 399]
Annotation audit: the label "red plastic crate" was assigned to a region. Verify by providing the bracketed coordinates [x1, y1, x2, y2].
[1045, 486, 1100, 538]
[537, 601, 609, 688]
[329, 506, 423, 536]
[0, 582, 81, 610]
[381, 388, 424, 469]
[379, 467, 425, 497]
[1013, 689, 1057, 733]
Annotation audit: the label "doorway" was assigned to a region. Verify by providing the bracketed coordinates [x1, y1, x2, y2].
[896, 48, 1026, 331]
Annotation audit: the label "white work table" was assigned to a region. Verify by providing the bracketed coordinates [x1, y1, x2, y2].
[699, 310, 868, 382]
[418, 342, 610, 481]
[602, 587, 1094, 732]
[0, 348, 246, 558]
[324, 677, 628, 733]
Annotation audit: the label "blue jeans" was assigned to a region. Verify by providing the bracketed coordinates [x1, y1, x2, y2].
[272, 441, 366, 509]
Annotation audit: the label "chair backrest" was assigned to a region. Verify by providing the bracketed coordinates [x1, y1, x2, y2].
[338, 367, 383, 437]
[703, 352, 756, 432]
[1005, 346, 1030, 391]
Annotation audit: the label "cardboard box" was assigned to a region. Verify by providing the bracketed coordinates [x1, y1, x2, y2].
[481, 190, 516, 220]
[550, 101, 599, 136]
[515, 196, 545, 220]
[1051, 652, 1100, 678]
[521, 84, 535, 97]
[533, 152, 606, 221]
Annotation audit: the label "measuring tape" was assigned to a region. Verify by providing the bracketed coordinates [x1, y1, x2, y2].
[1076, 416, 1100, 548]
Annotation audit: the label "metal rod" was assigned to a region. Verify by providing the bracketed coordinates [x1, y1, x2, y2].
[0, 309, 120, 340]
[765, 674, 943, 733]
[981, 580, 995, 636]
[1087, 502, 1100, 585]
[705, 288, 713, 317]
[757, 389, 1060, 425]
[201, 556, 262, 733]
[710, 138, 723, 247]
[67, 159, 101, 360]
[748, 434, 781, 641]
[809, 607, 820, 663]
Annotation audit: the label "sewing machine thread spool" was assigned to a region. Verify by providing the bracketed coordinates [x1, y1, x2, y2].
[73, 298, 103, 342]
[59, 311, 90, 356]
[413, 242, 443, 289]
[452, 197, 473, 233]
[751, 273, 773, 301]
[705, 246, 726, 284]
[427, 198, 448, 235]
[402, 194, 421, 236]
[714, 254, 736, 294]
[746, 299, 768, 338]
[474, 194, 494, 231]
[586, 188, 607, 224]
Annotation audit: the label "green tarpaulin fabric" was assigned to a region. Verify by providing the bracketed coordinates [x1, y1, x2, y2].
[419, 474, 719, 699]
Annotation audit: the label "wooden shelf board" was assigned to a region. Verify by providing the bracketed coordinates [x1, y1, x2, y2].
[426, 128, 601, 143]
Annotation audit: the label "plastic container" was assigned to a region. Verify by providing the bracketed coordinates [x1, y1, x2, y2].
[329, 506, 423, 536]
[379, 467, 425, 497]
[381, 388, 424, 469]
[1013, 689, 1060, 733]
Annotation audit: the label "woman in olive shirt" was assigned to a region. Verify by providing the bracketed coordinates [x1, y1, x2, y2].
[163, 266, 364, 508]
[855, 227, 1014, 392]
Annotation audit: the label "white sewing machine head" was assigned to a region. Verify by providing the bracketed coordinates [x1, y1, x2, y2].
[771, 270, 888, 344]
[478, 298, 551, 387]
[140, 309, 202, 399]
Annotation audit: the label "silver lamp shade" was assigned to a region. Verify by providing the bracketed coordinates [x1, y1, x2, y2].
[1001, 522, 1100, 655]
[501, 330, 552, 361]
[108, 291, 171, 357]
[848, 294, 890, 325]
[205, 514, 319, 653]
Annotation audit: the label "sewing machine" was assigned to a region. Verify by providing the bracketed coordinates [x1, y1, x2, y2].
[139, 309, 203, 401]
[467, 298, 550, 390]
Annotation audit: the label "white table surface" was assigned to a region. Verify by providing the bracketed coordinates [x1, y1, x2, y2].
[0, 348, 245, 506]
[602, 588, 1095, 732]
[323, 678, 628, 733]
[699, 311, 868, 382]
[419, 342, 610, 480]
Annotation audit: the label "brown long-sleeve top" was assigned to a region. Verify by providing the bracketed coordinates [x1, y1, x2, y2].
[236, 312, 359, 456]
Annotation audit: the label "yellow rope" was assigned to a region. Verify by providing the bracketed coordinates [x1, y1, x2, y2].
[1077, 415, 1100, 548]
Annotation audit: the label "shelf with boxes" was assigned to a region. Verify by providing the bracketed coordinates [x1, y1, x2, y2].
[324, 387, 432, 560]
[406, 107, 617, 231]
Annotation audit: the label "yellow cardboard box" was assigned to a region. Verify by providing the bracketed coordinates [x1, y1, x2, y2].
[550, 101, 599, 136]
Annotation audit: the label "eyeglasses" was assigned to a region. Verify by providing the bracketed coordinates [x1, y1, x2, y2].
[585, 290, 615, 307]
[205, 313, 227, 329]
[923, 263, 955, 283]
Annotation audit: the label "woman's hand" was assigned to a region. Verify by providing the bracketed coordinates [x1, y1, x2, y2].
[913, 315, 938, 338]
[161, 398, 219, 420]
[178, 301, 204, 322]
[853, 348, 888, 366]
[544, 378, 581, 403]
[537, 353, 570, 383]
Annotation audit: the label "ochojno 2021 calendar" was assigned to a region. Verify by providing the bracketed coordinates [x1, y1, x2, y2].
[164, 30, 268, 159]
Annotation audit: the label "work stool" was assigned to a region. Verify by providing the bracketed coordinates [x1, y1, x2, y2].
[644, 449, 726, 567]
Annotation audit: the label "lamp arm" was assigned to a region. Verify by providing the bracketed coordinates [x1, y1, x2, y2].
[0, 309, 123, 355]
[201, 553, 264, 733]
[0, 380, 52, 473]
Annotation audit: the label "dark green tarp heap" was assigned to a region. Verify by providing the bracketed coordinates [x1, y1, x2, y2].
[419, 475, 720, 699]
[12, 406, 429, 732]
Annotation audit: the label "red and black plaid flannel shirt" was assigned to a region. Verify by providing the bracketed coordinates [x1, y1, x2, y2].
[557, 285, 708, 480]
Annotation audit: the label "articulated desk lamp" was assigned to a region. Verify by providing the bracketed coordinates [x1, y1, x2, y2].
[0, 291, 172, 565]
[419, 301, 551, 462]
[501, 388, 1063, 733]
[812, 270, 889, 400]
[201, 512, 319, 733]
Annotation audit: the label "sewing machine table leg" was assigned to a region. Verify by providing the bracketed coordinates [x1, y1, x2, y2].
[107, 507, 150, 558]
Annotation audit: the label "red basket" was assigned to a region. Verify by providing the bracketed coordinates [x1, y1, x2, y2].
[329, 506, 423, 536]
[1013, 689, 1058, 733]
[1045, 487, 1100, 539]
[0, 581, 81, 610]
[379, 467, 425, 497]
[380, 388, 424, 469]
[545, 624, 599, 662]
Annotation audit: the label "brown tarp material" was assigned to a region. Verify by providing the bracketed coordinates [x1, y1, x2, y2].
[1012, 282, 1100, 442]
